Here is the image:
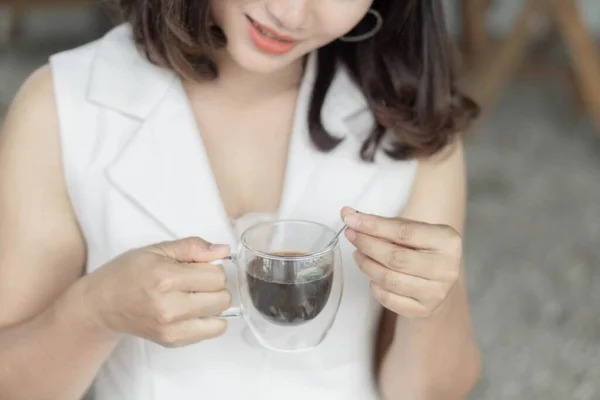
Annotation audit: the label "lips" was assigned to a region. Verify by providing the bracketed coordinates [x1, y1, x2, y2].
[246, 15, 297, 55]
[247, 16, 296, 42]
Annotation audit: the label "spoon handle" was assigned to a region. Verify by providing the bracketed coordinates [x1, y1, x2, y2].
[332, 224, 348, 243]
[327, 210, 359, 248]
[309, 211, 359, 254]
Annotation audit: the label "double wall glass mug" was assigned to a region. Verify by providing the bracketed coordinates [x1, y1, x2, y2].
[212, 220, 343, 352]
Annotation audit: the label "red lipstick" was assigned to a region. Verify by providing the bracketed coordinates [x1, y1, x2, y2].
[247, 16, 296, 55]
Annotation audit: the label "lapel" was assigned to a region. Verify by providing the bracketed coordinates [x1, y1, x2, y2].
[279, 54, 379, 230]
[93, 25, 380, 245]
[105, 82, 237, 244]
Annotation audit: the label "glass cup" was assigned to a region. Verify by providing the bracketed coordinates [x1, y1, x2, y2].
[212, 220, 343, 352]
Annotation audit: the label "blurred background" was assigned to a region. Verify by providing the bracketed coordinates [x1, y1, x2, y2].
[1, 1, 599, 399]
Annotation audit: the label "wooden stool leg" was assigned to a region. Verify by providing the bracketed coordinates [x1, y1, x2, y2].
[467, 0, 541, 107]
[8, 8, 24, 41]
[460, 0, 497, 68]
[552, 0, 600, 132]
[461, 0, 489, 67]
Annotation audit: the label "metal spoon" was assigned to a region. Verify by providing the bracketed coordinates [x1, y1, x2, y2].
[314, 211, 359, 253]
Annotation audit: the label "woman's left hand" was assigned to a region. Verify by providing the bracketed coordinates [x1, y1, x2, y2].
[341, 207, 463, 319]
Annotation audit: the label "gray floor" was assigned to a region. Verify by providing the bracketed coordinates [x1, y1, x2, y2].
[465, 85, 600, 399]
[1, 19, 600, 400]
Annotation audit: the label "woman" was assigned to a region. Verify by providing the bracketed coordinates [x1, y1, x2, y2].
[0, 0, 481, 399]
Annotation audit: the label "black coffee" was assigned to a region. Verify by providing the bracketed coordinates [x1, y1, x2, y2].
[246, 251, 333, 326]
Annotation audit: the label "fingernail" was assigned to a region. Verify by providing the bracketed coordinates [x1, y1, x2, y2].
[344, 214, 361, 229]
[345, 228, 357, 241]
[209, 244, 229, 252]
[352, 250, 361, 262]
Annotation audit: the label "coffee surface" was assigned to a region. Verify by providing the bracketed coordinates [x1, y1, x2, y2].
[246, 251, 333, 326]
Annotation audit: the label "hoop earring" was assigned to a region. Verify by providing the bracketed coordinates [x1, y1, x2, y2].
[339, 9, 383, 43]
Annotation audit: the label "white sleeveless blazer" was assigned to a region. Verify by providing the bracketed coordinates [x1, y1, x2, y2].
[49, 24, 417, 400]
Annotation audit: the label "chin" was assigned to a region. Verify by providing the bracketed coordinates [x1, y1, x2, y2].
[228, 43, 303, 75]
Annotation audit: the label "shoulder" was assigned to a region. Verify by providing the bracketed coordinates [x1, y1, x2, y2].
[49, 23, 133, 68]
[3, 65, 58, 140]
[1, 64, 63, 208]
[48, 24, 136, 100]
[401, 140, 467, 232]
[416, 139, 465, 181]
[49, 23, 176, 121]
[1, 64, 63, 180]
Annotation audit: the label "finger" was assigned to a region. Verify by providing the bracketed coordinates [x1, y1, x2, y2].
[354, 252, 428, 301]
[342, 207, 457, 251]
[154, 290, 232, 325]
[152, 237, 231, 263]
[156, 318, 228, 348]
[163, 263, 228, 293]
[174, 290, 233, 320]
[370, 283, 431, 319]
[356, 252, 450, 307]
[347, 230, 442, 280]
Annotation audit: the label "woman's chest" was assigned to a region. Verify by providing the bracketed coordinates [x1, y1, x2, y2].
[78, 150, 416, 274]
[188, 91, 299, 220]
[68, 82, 418, 271]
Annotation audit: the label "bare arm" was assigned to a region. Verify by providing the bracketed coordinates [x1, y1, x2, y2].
[378, 141, 481, 399]
[0, 67, 235, 400]
[0, 66, 120, 400]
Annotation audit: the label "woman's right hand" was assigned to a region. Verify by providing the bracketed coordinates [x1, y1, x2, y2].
[81, 237, 232, 348]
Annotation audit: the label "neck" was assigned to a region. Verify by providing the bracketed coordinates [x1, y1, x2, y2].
[188, 50, 306, 102]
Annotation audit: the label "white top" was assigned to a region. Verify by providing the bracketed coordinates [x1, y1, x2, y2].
[49, 24, 417, 400]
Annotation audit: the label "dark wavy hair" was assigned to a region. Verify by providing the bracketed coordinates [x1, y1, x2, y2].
[116, 0, 479, 161]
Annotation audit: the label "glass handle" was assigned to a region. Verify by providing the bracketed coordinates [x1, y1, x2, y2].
[210, 256, 242, 319]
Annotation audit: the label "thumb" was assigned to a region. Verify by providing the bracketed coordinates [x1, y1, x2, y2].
[151, 237, 230, 263]
[341, 206, 359, 220]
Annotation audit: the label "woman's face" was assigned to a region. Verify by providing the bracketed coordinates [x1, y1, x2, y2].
[211, 0, 374, 74]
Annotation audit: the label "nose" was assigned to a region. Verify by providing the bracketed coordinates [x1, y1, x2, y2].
[265, 0, 310, 32]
